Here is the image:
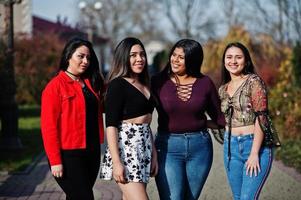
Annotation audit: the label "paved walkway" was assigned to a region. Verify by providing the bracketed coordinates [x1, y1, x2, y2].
[1, 114, 301, 199]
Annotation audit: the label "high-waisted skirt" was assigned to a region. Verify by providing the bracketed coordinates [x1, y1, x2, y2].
[100, 122, 152, 183]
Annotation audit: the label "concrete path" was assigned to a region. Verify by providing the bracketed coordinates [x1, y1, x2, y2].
[1, 112, 301, 199]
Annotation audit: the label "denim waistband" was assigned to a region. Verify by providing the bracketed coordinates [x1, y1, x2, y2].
[157, 130, 208, 137]
[224, 131, 254, 141]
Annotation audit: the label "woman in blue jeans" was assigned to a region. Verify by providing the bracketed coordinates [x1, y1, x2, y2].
[151, 39, 225, 200]
[218, 42, 281, 200]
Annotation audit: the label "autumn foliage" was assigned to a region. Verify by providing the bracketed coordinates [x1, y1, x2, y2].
[14, 33, 64, 104]
[201, 25, 300, 139]
[203, 26, 283, 87]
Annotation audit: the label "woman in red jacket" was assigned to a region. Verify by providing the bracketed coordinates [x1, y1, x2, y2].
[41, 38, 105, 200]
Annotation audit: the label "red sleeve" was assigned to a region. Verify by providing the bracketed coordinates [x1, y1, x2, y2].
[250, 75, 269, 130]
[250, 76, 268, 112]
[40, 81, 62, 166]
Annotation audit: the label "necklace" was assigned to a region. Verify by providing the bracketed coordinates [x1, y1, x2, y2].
[65, 70, 80, 81]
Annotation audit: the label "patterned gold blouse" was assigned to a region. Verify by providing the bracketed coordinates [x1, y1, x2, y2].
[218, 74, 267, 128]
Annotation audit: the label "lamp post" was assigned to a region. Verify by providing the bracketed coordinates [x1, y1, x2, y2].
[0, 0, 23, 149]
[78, 1, 102, 42]
[78, 1, 107, 75]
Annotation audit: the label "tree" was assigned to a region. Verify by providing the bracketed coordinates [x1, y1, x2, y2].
[202, 26, 253, 83]
[79, 0, 163, 54]
[155, 0, 219, 41]
[247, 0, 301, 44]
[269, 47, 301, 139]
[14, 33, 63, 105]
[292, 42, 301, 87]
[0, 0, 22, 149]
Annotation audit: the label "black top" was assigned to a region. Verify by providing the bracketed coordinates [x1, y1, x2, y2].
[82, 84, 99, 151]
[105, 77, 154, 128]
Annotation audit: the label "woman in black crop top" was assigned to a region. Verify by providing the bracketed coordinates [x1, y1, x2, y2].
[99, 37, 157, 200]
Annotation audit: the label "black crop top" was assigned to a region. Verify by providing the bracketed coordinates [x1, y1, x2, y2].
[105, 77, 154, 127]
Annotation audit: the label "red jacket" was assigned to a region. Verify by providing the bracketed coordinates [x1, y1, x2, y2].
[41, 71, 104, 166]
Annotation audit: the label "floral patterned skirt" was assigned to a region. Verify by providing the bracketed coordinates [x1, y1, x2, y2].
[100, 122, 152, 183]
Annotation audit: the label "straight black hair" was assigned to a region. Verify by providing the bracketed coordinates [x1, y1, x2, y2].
[59, 37, 104, 93]
[162, 39, 204, 79]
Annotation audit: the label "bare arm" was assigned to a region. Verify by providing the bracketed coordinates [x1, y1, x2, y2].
[246, 118, 264, 177]
[246, 75, 267, 177]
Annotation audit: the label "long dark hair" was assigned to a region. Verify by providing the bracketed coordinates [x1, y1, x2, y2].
[59, 37, 104, 93]
[161, 39, 203, 79]
[107, 37, 149, 86]
[220, 42, 255, 85]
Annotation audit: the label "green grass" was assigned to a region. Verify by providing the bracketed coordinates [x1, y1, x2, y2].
[0, 105, 43, 173]
[275, 139, 301, 173]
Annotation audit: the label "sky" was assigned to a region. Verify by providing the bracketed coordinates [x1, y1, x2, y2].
[32, 0, 79, 26]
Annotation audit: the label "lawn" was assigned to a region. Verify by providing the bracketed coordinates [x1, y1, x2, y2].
[0, 105, 43, 173]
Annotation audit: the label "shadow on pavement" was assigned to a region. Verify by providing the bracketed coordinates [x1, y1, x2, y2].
[0, 155, 53, 198]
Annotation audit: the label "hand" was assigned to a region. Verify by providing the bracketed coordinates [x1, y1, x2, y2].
[113, 162, 126, 184]
[246, 153, 261, 177]
[150, 149, 158, 177]
[51, 164, 63, 178]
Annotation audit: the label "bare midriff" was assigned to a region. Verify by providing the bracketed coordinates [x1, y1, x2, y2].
[122, 113, 152, 124]
[226, 124, 255, 136]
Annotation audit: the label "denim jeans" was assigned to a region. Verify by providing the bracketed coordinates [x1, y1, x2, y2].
[155, 131, 213, 200]
[223, 133, 273, 200]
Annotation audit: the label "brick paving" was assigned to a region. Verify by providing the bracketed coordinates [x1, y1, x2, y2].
[1, 114, 301, 199]
[0, 155, 122, 200]
[2, 143, 301, 200]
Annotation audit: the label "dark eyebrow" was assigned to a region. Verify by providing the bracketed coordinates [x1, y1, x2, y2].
[130, 51, 145, 54]
[78, 52, 90, 56]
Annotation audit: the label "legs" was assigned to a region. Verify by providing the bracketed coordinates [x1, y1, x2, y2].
[155, 132, 213, 200]
[240, 148, 273, 200]
[155, 135, 186, 200]
[223, 153, 245, 200]
[118, 182, 148, 200]
[55, 150, 100, 200]
[224, 134, 273, 200]
[185, 133, 213, 200]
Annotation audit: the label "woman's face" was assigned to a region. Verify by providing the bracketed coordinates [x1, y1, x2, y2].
[129, 44, 146, 75]
[171, 47, 186, 75]
[67, 45, 90, 75]
[224, 46, 245, 76]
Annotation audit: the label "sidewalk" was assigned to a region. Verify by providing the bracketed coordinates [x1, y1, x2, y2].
[1, 142, 301, 200]
[1, 114, 301, 199]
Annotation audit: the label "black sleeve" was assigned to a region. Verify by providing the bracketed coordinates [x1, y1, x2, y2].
[104, 78, 125, 128]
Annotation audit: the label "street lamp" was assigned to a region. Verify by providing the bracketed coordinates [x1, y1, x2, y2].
[0, 0, 23, 149]
[78, 1, 107, 75]
[78, 1, 102, 42]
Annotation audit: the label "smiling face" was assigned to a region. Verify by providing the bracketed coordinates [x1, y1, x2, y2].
[129, 44, 146, 75]
[170, 47, 186, 76]
[67, 45, 90, 75]
[224, 46, 245, 77]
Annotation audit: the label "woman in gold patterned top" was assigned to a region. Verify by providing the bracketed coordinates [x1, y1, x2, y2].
[218, 42, 280, 200]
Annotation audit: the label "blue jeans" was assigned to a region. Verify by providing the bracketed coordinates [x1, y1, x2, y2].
[155, 131, 213, 200]
[224, 133, 273, 200]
